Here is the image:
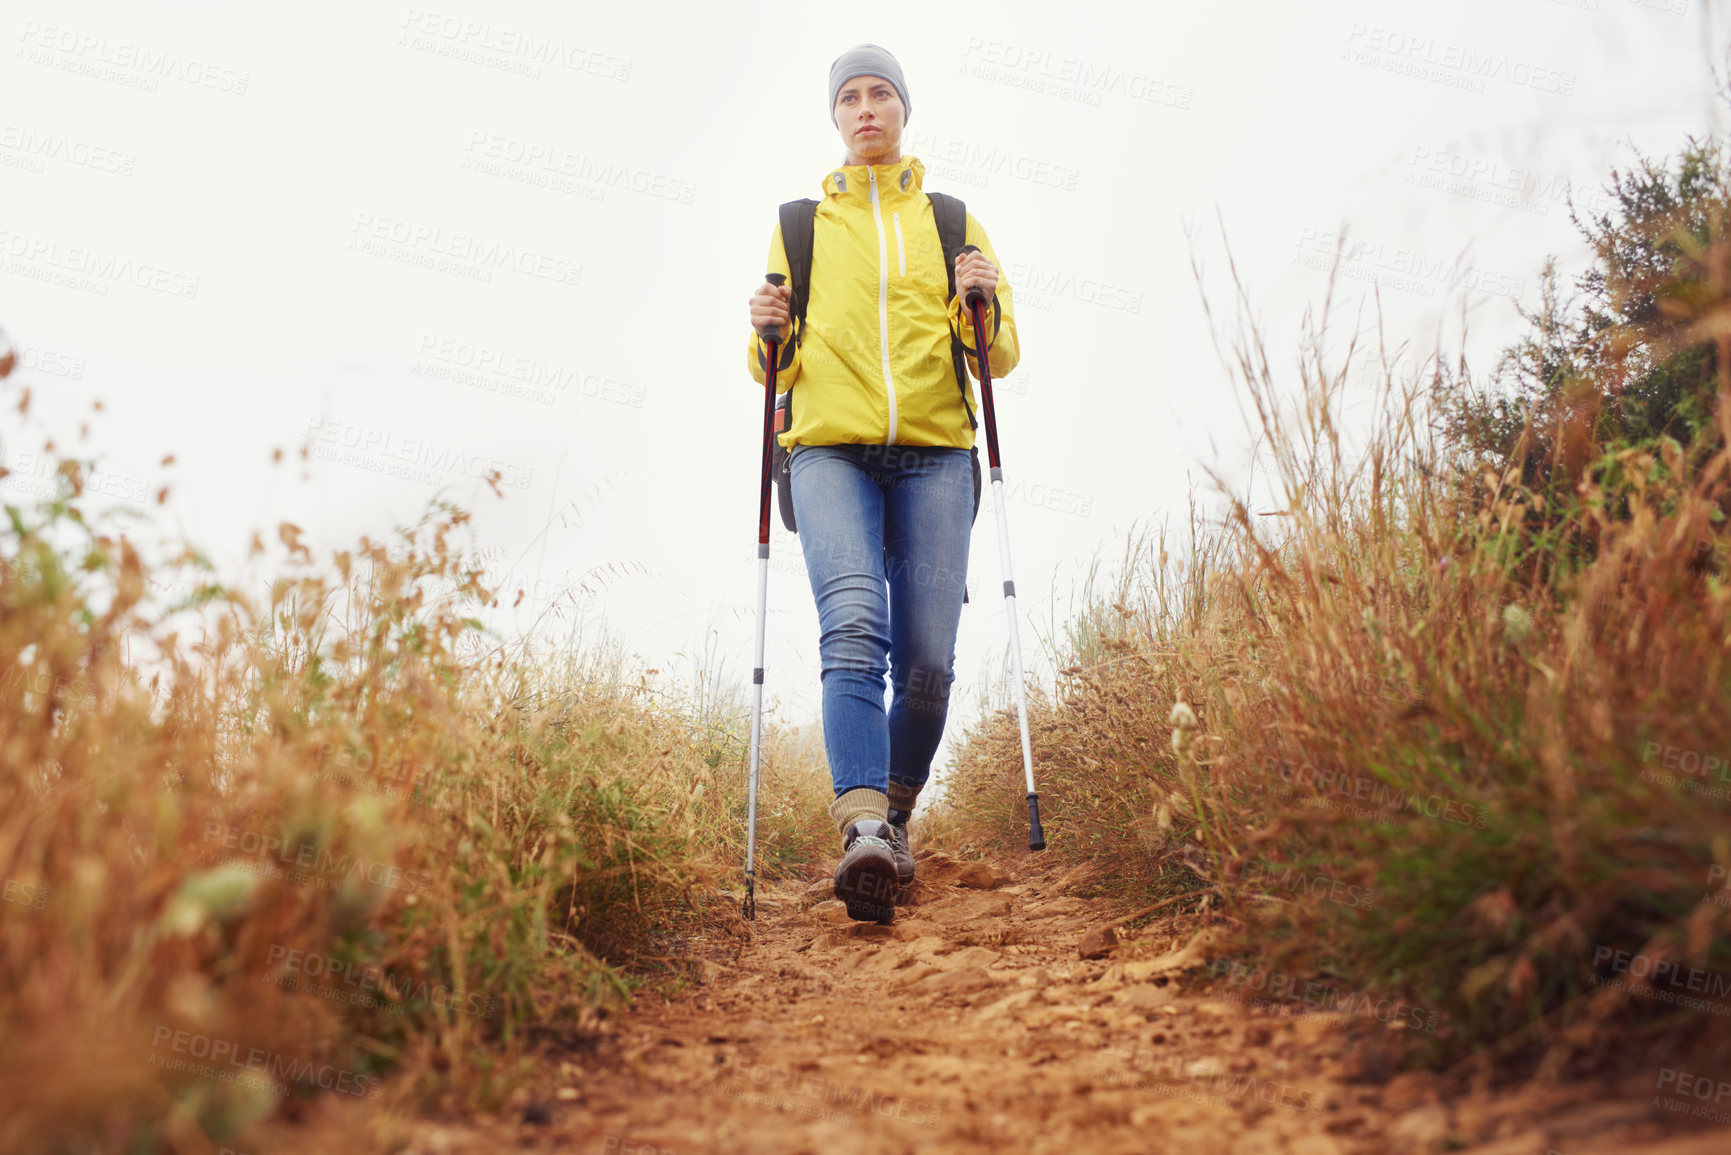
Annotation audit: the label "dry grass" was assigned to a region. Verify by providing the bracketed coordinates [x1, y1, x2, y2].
[935, 152, 1731, 1080]
[933, 519, 1226, 908]
[0, 349, 832, 1150]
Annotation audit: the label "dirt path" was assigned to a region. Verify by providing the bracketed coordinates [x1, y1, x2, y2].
[280, 850, 1730, 1154]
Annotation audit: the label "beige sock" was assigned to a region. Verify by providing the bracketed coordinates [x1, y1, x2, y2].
[829, 788, 890, 836]
[886, 781, 921, 815]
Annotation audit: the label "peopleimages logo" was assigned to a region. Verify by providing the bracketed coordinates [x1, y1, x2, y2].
[0, 227, 201, 299]
[264, 945, 498, 1019]
[14, 343, 87, 380]
[2, 879, 49, 909]
[1590, 946, 1731, 1016]
[1709, 864, 1731, 901]
[200, 820, 432, 895]
[346, 212, 582, 289]
[1641, 741, 1730, 782]
[15, 22, 251, 94]
[1638, 740, 1731, 802]
[1653, 1065, 1731, 1124]
[0, 446, 149, 505]
[903, 129, 1081, 191]
[959, 37, 1194, 109]
[0, 662, 92, 707]
[1262, 756, 1488, 829]
[1208, 960, 1445, 1033]
[149, 1025, 382, 1098]
[1237, 858, 1376, 910]
[398, 8, 631, 80]
[305, 417, 534, 490]
[1405, 145, 1613, 218]
[1594, 946, 1731, 995]
[1293, 227, 1525, 301]
[463, 132, 695, 204]
[0, 123, 136, 176]
[414, 336, 645, 408]
[1342, 24, 1576, 96]
[1008, 260, 1142, 313]
[1656, 1066, 1731, 1105]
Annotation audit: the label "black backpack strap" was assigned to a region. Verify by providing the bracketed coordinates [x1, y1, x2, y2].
[775, 199, 817, 371]
[926, 191, 978, 431]
[927, 192, 986, 549]
[770, 199, 817, 534]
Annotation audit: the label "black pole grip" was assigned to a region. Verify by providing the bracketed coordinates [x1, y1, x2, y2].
[758, 273, 788, 343]
[956, 243, 986, 309]
[966, 285, 1000, 471]
[1028, 793, 1046, 851]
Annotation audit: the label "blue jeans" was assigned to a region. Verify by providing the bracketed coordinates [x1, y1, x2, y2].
[788, 443, 973, 807]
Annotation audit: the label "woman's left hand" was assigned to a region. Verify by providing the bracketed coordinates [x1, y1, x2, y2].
[955, 249, 999, 302]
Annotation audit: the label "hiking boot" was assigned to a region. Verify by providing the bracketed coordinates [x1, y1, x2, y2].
[833, 820, 898, 923]
[888, 820, 915, 888]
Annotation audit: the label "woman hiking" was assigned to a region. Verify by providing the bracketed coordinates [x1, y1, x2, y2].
[744, 43, 1020, 923]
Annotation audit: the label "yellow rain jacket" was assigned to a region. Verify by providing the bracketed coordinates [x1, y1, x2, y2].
[745, 155, 1018, 450]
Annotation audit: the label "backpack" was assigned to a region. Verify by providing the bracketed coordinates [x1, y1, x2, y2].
[768, 191, 983, 557]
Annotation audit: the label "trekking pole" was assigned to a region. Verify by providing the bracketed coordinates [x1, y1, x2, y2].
[959, 245, 1045, 852]
[743, 272, 787, 919]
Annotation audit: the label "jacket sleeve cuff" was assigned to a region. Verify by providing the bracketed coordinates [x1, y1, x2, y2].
[754, 330, 797, 374]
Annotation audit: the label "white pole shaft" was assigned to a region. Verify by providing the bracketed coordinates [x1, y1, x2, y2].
[988, 472, 1036, 796]
[746, 546, 769, 878]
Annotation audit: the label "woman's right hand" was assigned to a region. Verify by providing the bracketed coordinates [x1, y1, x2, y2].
[749, 281, 793, 344]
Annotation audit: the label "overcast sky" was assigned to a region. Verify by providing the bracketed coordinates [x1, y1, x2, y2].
[1, 0, 1723, 787]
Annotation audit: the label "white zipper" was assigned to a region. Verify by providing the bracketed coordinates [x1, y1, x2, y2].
[893, 211, 906, 276]
[868, 167, 898, 444]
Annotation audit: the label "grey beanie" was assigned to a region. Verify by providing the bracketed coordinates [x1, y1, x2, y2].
[829, 43, 910, 126]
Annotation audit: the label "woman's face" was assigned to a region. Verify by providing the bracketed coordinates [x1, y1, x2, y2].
[834, 74, 905, 164]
